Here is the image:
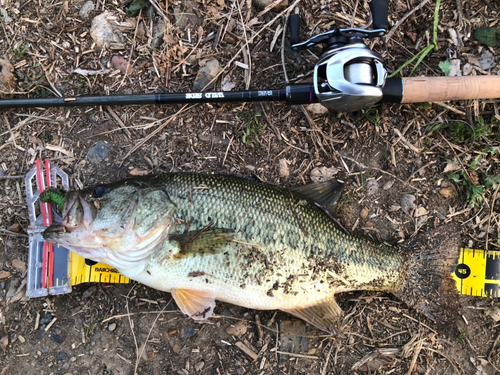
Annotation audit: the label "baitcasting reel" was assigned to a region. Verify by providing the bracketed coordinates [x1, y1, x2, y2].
[288, 0, 390, 112]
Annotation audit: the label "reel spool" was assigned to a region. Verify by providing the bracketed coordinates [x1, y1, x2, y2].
[289, 0, 389, 111]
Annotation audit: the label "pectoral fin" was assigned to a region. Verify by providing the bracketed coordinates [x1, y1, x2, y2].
[282, 297, 344, 335]
[170, 228, 235, 258]
[171, 288, 216, 321]
[291, 180, 344, 215]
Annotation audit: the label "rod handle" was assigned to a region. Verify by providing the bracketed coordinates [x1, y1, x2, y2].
[401, 76, 500, 103]
[369, 0, 389, 31]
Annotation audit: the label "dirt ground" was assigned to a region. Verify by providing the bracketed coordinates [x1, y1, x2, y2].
[1, 0, 500, 373]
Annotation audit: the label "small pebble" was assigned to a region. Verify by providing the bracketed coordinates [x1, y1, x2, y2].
[195, 361, 205, 372]
[51, 334, 65, 344]
[57, 352, 67, 360]
[62, 363, 70, 370]
[366, 180, 379, 196]
[108, 323, 117, 332]
[18, 335, 25, 343]
[181, 327, 196, 337]
[400, 194, 415, 215]
[12, 259, 26, 272]
[70, 356, 76, 362]
[79, 0, 95, 19]
[9, 223, 22, 233]
[360, 207, 369, 220]
[193, 59, 220, 91]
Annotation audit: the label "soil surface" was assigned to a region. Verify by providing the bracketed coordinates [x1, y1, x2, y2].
[1, 0, 500, 374]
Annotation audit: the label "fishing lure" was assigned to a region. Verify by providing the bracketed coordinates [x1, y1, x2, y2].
[40, 188, 65, 211]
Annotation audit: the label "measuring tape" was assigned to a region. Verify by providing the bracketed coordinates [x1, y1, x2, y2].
[452, 248, 500, 297]
[70, 252, 131, 286]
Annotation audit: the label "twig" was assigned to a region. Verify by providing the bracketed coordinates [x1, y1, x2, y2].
[134, 300, 171, 374]
[0, 228, 28, 238]
[485, 183, 500, 251]
[121, 104, 194, 163]
[393, 128, 422, 153]
[405, 160, 437, 183]
[222, 136, 233, 167]
[203, 0, 301, 91]
[256, 0, 287, 17]
[385, 0, 429, 43]
[124, 285, 140, 374]
[276, 351, 320, 360]
[236, 0, 251, 89]
[102, 310, 178, 323]
[423, 348, 460, 375]
[0, 175, 24, 180]
[321, 343, 335, 375]
[432, 102, 466, 116]
[107, 106, 132, 138]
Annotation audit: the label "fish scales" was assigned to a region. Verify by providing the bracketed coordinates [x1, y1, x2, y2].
[142, 173, 406, 308]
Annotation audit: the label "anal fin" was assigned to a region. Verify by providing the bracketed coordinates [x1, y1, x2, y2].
[282, 297, 343, 335]
[171, 288, 216, 321]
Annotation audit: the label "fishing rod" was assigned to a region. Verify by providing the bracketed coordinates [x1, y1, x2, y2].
[1, 0, 499, 112]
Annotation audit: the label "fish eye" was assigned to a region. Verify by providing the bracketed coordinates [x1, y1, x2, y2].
[93, 185, 109, 198]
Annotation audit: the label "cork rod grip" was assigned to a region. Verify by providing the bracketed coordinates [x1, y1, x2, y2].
[401, 76, 500, 103]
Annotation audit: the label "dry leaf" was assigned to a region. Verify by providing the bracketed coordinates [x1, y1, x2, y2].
[310, 166, 337, 182]
[0, 271, 11, 279]
[279, 159, 289, 178]
[439, 187, 456, 198]
[225, 321, 248, 337]
[129, 168, 149, 176]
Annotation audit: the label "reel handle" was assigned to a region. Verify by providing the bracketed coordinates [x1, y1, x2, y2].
[368, 0, 389, 30]
[289, 14, 301, 46]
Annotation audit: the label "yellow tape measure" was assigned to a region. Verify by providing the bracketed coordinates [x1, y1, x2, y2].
[70, 252, 131, 286]
[452, 248, 500, 297]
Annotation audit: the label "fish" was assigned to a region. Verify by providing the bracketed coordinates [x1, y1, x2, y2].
[43, 172, 460, 333]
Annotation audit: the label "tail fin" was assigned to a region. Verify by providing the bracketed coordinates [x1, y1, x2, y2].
[395, 224, 461, 325]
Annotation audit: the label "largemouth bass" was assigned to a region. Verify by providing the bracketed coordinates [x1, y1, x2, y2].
[43, 173, 460, 333]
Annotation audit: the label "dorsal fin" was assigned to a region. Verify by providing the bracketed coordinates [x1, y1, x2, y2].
[291, 180, 345, 215]
[169, 228, 235, 258]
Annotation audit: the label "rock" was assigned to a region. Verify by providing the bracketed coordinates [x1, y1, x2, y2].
[0, 58, 16, 99]
[111, 56, 134, 74]
[90, 11, 125, 48]
[252, 0, 288, 11]
[70, 356, 76, 362]
[221, 76, 236, 91]
[181, 327, 196, 338]
[360, 207, 369, 220]
[50, 334, 65, 344]
[12, 259, 26, 273]
[173, 1, 200, 29]
[79, 0, 95, 19]
[383, 180, 394, 190]
[86, 141, 109, 164]
[151, 18, 166, 48]
[9, 223, 22, 233]
[108, 323, 117, 332]
[18, 335, 25, 343]
[400, 194, 415, 215]
[62, 363, 70, 370]
[310, 166, 337, 182]
[193, 59, 220, 92]
[195, 361, 205, 371]
[57, 352, 67, 360]
[0, 335, 8, 350]
[279, 159, 289, 178]
[366, 180, 379, 196]
[0, 270, 10, 279]
[82, 285, 98, 299]
[306, 103, 328, 115]
[225, 321, 248, 337]
[439, 187, 456, 198]
[40, 314, 53, 326]
[478, 50, 494, 70]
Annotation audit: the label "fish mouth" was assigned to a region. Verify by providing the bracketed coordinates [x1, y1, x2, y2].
[43, 190, 97, 244]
